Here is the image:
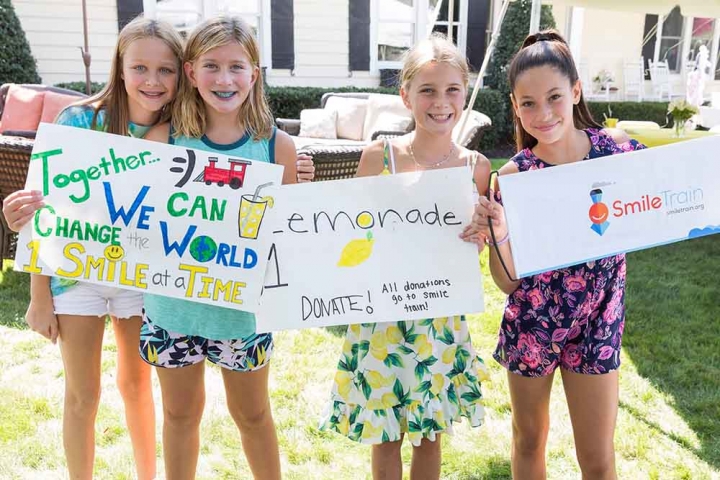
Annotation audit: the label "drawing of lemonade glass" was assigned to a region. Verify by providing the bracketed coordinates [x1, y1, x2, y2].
[238, 182, 275, 239]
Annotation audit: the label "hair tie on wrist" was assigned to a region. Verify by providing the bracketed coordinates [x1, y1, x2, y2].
[485, 231, 509, 247]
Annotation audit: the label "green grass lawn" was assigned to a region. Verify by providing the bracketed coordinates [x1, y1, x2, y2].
[489, 158, 507, 171]
[0, 236, 718, 479]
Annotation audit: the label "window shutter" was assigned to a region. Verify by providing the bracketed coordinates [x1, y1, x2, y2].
[467, 0, 491, 72]
[116, 0, 143, 30]
[349, 0, 371, 71]
[271, 0, 295, 70]
[642, 15, 658, 80]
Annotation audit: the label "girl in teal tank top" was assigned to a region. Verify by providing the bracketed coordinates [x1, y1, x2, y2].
[142, 129, 277, 340]
[137, 16, 304, 480]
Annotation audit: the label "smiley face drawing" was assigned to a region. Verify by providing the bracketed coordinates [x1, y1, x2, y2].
[104, 245, 126, 262]
[589, 188, 610, 236]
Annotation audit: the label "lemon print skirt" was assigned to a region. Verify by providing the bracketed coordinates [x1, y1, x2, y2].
[319, 317, 488, 446]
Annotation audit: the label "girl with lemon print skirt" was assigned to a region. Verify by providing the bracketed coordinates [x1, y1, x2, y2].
[320, 34, 491, 479]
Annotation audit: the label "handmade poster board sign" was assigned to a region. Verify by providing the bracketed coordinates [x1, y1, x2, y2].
[14, 123, 283, 312]
[499, 135, 720, 278]
[255, 167, 484, 332]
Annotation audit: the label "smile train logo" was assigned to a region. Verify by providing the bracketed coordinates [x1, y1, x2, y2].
[589, 188, 610, 235]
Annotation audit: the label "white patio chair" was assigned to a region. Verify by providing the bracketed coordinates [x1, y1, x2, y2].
[622, 57, 645, 102]
[648, 59, 673, 101]
[578, 61, 608, 101]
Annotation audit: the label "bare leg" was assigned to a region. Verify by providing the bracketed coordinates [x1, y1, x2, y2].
[222, 365, 281, 480]
[372, 437, 403, 480]
[410, 435, 441, 480]
[112, 316, 156, 480]
[561, 369, 619, 480]
[156, 362, 205, 480]
[57, 314, 106, 480]
[507, 371, 555, 480]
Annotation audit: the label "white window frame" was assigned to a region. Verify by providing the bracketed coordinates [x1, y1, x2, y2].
[143, 0, 272, 69]
[370, 0, 469, 73]
[653, 8, 685, 73]
[652, 11, 720, 80]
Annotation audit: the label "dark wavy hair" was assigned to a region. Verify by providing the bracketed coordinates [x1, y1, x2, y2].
[508, 29, 600, 151]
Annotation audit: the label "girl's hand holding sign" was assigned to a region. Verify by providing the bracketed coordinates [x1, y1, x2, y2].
[2, 189, 44, 232]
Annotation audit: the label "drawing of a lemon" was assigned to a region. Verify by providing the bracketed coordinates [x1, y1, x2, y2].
[260, 195, 274, 208]
[337, 231, 374, 267]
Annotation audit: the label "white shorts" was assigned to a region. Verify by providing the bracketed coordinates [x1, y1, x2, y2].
[53, 282, 143, 319]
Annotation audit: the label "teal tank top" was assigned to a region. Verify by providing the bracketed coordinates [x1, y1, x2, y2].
[50, 105, 153, 297]
[143, 128, 277, 340]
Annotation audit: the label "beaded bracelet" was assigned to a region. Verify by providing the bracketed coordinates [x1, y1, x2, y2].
[485, 231, 509, 247]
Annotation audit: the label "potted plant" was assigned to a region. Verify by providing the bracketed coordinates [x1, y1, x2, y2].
[593, 69, 614, 91]
[667, 99, 699, 137]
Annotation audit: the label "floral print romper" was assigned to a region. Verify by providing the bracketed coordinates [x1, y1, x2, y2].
[320, 140, 488, 446]
[494, 128, 645, 377]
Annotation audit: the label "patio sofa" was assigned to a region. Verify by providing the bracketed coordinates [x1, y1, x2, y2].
[276, 92, 492, 181]
[0, 83, 86, 260]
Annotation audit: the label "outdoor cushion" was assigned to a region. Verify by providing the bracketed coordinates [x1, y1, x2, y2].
[0, 85, 45, 134]
[372, 111, 412, 134]
[290, 136, 366, 151]
[40, 90, 82, 124]
[325, 96, 366, 141]
[299, 108, 338, 139]
[454, 110, 492, 146]
[362, 93, 412, 141]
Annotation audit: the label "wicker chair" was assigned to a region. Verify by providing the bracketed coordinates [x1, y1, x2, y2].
[0, 83, 87, 260]
[277, 92, 491, 182]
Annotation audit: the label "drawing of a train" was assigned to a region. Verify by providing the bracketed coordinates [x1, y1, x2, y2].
[193, 157, 251, 189]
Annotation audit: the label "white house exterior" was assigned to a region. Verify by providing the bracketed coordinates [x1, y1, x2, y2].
[12, 0, 119, 86]
[13, 0, 720, 100]
[549, 1, 720, 98]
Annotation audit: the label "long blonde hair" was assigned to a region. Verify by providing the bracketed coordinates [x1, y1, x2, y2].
[400, 33, 469, 91]
[75, 17, 183, 136]
[173, 15, 274, 140]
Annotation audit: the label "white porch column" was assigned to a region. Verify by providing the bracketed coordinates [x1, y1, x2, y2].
[711, 20, 720, 81]
[529, 0, 542, 34]
[142, 0, 157, 19]
[654, 16, 664, 63]
[681, 16, 693, 69]
[566, 6, 585, 62]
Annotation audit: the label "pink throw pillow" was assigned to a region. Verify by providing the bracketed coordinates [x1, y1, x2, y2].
[0, 85, 45, 133]
[41, 91, 81, 124]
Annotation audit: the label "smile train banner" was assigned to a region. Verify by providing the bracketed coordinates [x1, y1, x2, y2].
[499, 135, 720, 278]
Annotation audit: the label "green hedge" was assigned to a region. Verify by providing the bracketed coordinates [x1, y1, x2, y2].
[588, 101, 670, 127]
[54, 81, 105, 95]
[55, 81, 669, 150]
[266, 86, 396, 119]
[267, 86, 508, 151]
[55, 82, 508, 150]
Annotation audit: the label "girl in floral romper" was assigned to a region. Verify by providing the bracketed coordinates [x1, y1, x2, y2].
[463, 30, 646, 479]
[321, 34, 491, 479]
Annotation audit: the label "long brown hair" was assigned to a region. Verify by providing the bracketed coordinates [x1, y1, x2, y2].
[173, 15, 274, 140]
[508, 29, 600, 151]
[73, 17, 183, 136]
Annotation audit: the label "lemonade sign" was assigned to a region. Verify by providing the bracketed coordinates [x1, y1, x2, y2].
[256, 167, 485, 331]
[14, 123, 283, 312]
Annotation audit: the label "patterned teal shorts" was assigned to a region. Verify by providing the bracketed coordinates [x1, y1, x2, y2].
[139, 312, 273, 372]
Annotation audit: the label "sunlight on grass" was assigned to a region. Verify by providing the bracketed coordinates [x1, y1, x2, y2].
[0, 240, 718, 478]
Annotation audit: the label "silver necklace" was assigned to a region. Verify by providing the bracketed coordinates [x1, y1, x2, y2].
[409, 140, 456, 169]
